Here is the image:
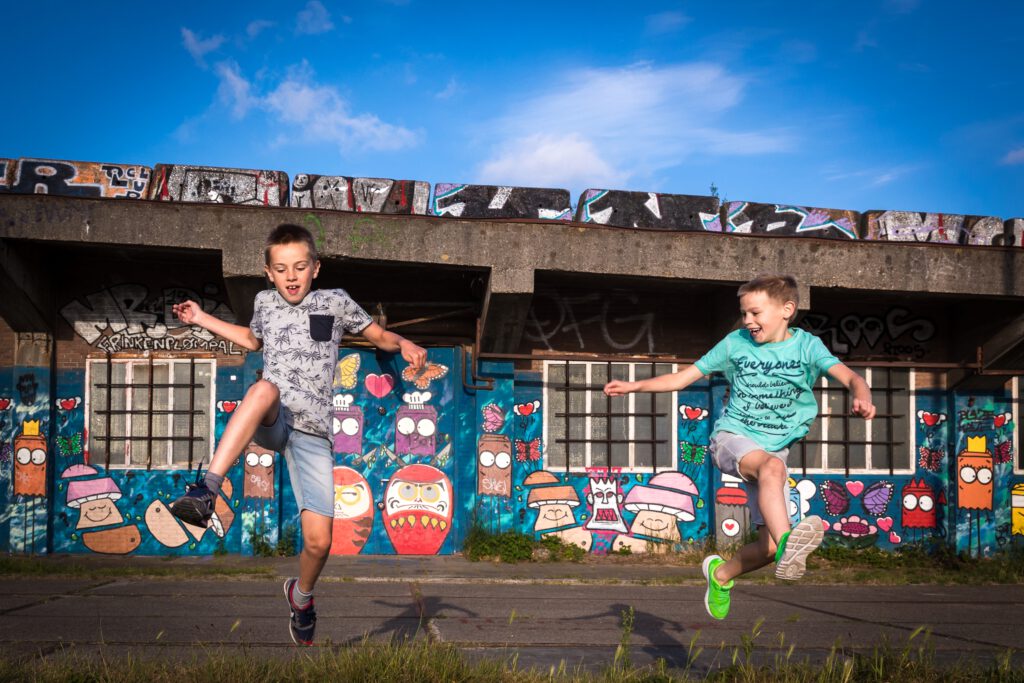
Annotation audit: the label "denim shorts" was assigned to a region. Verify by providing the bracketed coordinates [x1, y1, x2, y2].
[253, 406, 335, 519]
[710, 431, 789, 527]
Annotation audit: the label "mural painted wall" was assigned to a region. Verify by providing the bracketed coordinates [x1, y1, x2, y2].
[151, 164, 288, 206]
[865, 211, 1010, 246]
[719, 202, 860, 240]
[289, 175, 430, 214]
[433, 184, 572, 220]
[0, 158, 14, 192]
[576, 189, 720, 231]
[9, 159, 151, 199]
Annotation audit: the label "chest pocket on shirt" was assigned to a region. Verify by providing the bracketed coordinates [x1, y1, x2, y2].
[309, 314, 335, 342]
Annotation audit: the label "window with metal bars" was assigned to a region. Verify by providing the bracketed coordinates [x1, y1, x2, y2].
[543, 360, 677, 472]
[790, 367, 913, 475]
[1011, 377, 1023, 473]
[86, 356, 215, 470]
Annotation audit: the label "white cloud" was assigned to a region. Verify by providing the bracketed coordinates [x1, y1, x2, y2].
[296, 1, 335, 35]
[246, 20, 275, 39]
[477, 62, 792, 190]
[214, 61, 418, 153]
[645, 11, 691, 35]
[436, 77, 459, 100]
[181, 28, 225, 67]
[823, 163, 922, 188]
[479, 133, 626, 189]
[1002, 147, 1024, 165]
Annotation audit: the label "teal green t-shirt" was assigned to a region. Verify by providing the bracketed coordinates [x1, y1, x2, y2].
[694, 327, 840, 451]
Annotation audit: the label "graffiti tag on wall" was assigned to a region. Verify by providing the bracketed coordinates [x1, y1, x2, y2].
[60, 284, 242, 354]
[525, 291, 656, 353]
[799, 307, 936, 357]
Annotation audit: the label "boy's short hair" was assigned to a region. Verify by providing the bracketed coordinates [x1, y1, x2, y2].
[265, 224, 318, 264]
[737, 274, 799, 308]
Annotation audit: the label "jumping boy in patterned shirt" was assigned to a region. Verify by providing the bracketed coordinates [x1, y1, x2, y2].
[604, 275, 875, 620]
[169, 223, 426, 644]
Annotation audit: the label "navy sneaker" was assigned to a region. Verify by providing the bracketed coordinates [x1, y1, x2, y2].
[169, 464, 216, 528]
[283, 578, 317, 646]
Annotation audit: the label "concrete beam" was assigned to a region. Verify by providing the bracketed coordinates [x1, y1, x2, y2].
[0, 238, 53, 332]
[4, 194, 1024, 300]
[981, 311, 1024, 369]
[479, 267, 534, 354]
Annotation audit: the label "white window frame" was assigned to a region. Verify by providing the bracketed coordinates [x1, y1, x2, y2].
[797, 367, 916, 475]
[542, 360, 678, 473]
[1013, 376, 1022, 474]
[85, 357, 216, 470]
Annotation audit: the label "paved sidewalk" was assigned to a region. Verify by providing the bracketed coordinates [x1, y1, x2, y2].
[1, 555, 1021, 674]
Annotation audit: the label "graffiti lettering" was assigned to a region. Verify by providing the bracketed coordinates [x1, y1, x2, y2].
[800, 307, 935, 356]
[525, 292, 655, 353]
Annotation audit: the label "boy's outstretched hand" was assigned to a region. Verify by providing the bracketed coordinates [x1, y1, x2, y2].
[852, 397, 876, 420]
[603, 380, 636, 397]
[399, 339, 427, 371]
[172, 300, 207, 326]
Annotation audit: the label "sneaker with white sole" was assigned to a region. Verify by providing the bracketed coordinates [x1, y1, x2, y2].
[701, 554, 733, 620]
[283, 577, 317, 646]
[774, 515, 824, 580]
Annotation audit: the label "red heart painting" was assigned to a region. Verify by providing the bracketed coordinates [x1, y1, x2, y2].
[994, 413, 1011, 428]
[221, 401, 237, 413]
[684, 406, 703, 420]
[517, 402, 534, 416]
[59, 398, 78, 411]
[845, 481, 864, 496]
[365, 373, 395, 399]
[876, 516, 893, 532]
[921, 412, 941, 427]
[723, 520, 738, 533]
[0, 398, 12, 410]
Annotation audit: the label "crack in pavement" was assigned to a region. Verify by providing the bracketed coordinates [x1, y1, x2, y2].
[409, 582, 443, 644]
[737, 588, 1011, 650]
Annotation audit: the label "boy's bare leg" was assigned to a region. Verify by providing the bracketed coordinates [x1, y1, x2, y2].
[715, 527, 775, 583]
[738, 450, 791, 546]
[297, 511, 333, 594]
[206, 380, 280, 477]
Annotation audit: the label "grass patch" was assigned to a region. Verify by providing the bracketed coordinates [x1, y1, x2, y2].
[0, 556, 274, 580]
[0, 632, 1020, 682]
[462, 527, 586, 563]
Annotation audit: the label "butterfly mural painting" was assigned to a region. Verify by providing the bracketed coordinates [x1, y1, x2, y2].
[481, 403, 505, 433]
[918, 446, 943, 473]
[334, 353, 361, 390]
[679, 441, 707, 465]
[994, 439, 1012, 465]
[820, 480, 894, 517]
[515, 438, 541, 462]
[402, 362, 450, 390]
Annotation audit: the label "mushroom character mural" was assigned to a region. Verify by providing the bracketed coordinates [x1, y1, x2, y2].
[381, 463, 453, 554]
[61, 464, 141, 555]
[395, 391, 437, 457]
[477, 433, 512, 498]
[14, 420, 47, 498]
[584, 468, 628, 534]
[524, 470, 592, 551]
[331, 466, 375, 555]
[612, 472, 698, 553]
[243, 442, 275, 500]
[332, 393, 364, 455]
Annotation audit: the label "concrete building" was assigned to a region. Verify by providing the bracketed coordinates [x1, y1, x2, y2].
[1, 157, 1022, 558]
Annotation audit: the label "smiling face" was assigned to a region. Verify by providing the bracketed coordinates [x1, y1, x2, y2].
[631, 509, 681, 542]
[77, 498, 124, 530]
[264, 241, 320, 305]
[739, 290, 795, 344]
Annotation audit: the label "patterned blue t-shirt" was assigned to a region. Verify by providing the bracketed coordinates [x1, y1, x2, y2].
[250, 288, 372, 438]
[694, 327, 840, 451]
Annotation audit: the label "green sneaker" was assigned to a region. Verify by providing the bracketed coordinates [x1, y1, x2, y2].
[774, 515, 824, 580]
[701, 555, 733, 620]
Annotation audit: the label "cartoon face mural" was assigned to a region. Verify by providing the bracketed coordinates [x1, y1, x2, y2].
[477, 434, 512, 498]
[66, 477, 125, 529]
[525, 470, 581, 532]
[957, 437, 994, 511]
[395, 392, 437, 456]
[902, 478, 937, 529]
[331, 466, 375, 555]
[244, 442, 275, 500]
[332, 394, 364, 454]
[715, 473, 748, 543]
[584, 468, 628, 533]
[14, 420, 46, 498]
[621, 472, 698, 542]
[382, 464, 453, 554]
[1012, 483, 1024, 536]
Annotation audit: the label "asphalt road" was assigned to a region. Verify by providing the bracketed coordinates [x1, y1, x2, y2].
[1, 556, 1021, 675]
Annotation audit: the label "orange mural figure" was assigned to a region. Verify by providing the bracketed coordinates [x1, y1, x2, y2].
[243, 442, 276, 500]
[331, 466, 375, 555]
[957, 436, 994, 511]
[14, 420, 47, 498]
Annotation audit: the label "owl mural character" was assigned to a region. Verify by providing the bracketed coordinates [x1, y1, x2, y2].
[395, 391, 437, 457]
[14, 420, 46, 498]
[243, 442, 275, 500]
[477, 434, 512, 498]
[332, 393, 364, 455]
[957, 436, 994, 512]
[382, 463, 453, 554]
[331, 466, 375, 555]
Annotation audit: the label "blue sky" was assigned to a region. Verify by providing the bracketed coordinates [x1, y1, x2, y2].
[2, 1, 1023, 218]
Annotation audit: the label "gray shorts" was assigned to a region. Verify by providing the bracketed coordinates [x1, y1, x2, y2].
[253, 406, 335, 519]
[710, 431, 789, 527]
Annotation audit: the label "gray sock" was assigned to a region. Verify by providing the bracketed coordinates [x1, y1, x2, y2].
[203, 471, 224, 496]
[291, 581, 313, 609]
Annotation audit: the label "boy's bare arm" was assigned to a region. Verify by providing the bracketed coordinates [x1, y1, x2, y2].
[360, 322, 427, 370]
[826, 363, 876, 419]
[603, 364, 705, 396]
[172, 300, 262, 351]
